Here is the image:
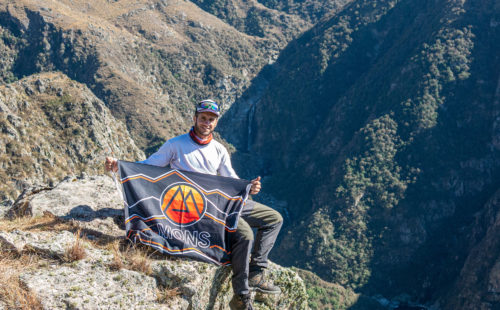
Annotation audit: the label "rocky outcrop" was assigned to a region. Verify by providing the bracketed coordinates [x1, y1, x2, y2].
[7, 175, 125, 237]
[0, 72, 144, 202]
[0, 175, 308, 309]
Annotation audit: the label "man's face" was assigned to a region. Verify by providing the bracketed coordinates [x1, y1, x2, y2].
[193, 112, 219, 138]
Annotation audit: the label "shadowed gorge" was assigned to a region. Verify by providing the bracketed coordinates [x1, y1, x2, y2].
[221, 0, 500, 308]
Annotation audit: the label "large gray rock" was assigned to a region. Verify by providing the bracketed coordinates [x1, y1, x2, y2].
[0, 230, 76, 257]
[151, 259, 308, 309]
[6, 227, 308, 309]
[11, 175, 125, 237]
[20, 265, 164, 310]
[152, 258, 233, 309]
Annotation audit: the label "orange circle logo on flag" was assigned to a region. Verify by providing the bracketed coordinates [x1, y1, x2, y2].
[160, 183, 206, 226]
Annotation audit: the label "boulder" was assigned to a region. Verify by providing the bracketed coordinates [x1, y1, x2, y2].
[10, 175, 125, 238]
[0, 229, 76, 257]
[20, 265, 163, 310]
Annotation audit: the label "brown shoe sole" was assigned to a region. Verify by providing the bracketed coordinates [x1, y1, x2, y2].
[250, 286, 281, 294]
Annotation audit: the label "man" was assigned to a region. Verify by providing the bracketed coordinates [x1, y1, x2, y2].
[105, 99, 282, 310]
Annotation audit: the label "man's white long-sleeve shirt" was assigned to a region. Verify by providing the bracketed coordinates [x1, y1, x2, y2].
[139, 133, 239, 178]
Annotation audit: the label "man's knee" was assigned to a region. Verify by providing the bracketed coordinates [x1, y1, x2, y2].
[267, 209, 283, 227]
[236, 219, 254, 241]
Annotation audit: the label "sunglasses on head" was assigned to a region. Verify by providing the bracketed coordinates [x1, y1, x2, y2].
[198, 101, 219, 111]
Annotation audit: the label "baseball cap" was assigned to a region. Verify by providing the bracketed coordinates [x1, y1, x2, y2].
[196, 99, 220, 116]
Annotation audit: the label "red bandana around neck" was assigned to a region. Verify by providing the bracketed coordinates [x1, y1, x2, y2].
[189, 127, 213, 145]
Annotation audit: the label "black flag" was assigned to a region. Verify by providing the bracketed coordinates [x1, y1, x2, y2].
[118, 161, 252, 265]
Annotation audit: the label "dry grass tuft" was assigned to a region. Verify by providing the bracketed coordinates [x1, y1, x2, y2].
[63, 229, 87, 262]
[157, 287, 181, 303]
[109, 241, 124, 271]
[129, 246, 152, 275]
[107, 241, 152, 275]
[0, 251, 44, 309]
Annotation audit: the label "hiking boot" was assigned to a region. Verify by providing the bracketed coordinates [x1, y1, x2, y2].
[229, 294, 254, 310]
[248, 270, 281, 294]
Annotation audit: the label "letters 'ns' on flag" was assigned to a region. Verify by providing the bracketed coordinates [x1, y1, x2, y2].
[117, 161, 252, 265]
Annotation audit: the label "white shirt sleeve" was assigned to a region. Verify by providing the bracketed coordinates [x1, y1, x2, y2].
[218, 147, 239, 178]
[138, 140, 174, 167]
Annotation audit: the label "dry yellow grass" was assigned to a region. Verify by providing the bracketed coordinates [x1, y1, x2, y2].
[0, 212, 118, 247]
[108, 241, 125, 271]
[0, 214, 82, 306]
[0, 212, 76, 233]
[108, 240, 153, 275]
[0, 213, 180, 306]
[63, 228, 87, 262]
[0, 208, 160, 306]
[0, 251, 44, 309]
[1, 212, 58, 230]
[157, 287, 181, 303]
[129, 246, 153, 275]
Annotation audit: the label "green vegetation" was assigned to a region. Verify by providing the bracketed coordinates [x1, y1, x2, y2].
[231, 0, 496, 303]
[0, 27, 23, 84]
[190, 0, 308, 42]
[339, 115, 408, 210]
[296, 268, 358, 310]
[257, 0, 349, 23]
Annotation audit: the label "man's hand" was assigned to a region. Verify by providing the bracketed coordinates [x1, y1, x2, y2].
[105, 157, 118, 172]
[250, 176, 261, 195]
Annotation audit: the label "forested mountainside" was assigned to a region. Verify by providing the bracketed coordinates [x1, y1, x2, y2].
[221, 0, 500, 308]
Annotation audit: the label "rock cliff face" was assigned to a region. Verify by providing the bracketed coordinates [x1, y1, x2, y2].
[0, 175, 308, 310]
[438, 189, 500, 310]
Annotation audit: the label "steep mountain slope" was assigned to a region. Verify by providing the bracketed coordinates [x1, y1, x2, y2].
[221, 0, 500, 306]
[189, 0, 352, 37]
[188, 0, 310, 39]
[439, 189, 500, 309]
[0, 0, 308, 151]
[256, 0, 351, 23]
[0, 72, 143, 202]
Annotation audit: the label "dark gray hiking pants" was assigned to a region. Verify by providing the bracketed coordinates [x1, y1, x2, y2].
[230, 200, 283, 295]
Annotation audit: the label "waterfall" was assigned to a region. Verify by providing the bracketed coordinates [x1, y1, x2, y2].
[246, 99, 258, 152]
